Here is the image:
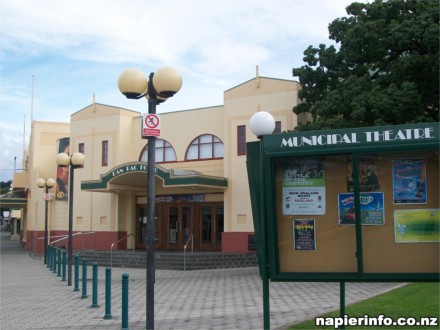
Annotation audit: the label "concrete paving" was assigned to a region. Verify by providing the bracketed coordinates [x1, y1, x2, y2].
[0, 231, 403, 330]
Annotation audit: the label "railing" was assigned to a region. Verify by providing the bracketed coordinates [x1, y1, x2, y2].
[183, 234, 194, 271]
[49, 231, 96, 251]
[110, 234, 134, 268]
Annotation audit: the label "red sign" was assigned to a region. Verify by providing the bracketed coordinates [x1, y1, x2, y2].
[142, 114, 160, 138]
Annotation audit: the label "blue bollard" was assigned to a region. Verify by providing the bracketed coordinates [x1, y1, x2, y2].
[74, 255, 80, 292]
[91, 263, 99, 308]
[47, 245, 51, 269]
[47, 246, 52, 269]
[57, 249, 62, 277]
[81, 258, 88, 299]
[121, 273, 129, 330]
[103, 268, 113, 320]
[52, 248, 57, 274]
[62, 250, 67, 281]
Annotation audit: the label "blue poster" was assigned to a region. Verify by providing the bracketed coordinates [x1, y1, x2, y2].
[338, 192, 385, 225]
[393, 159, 427, 204]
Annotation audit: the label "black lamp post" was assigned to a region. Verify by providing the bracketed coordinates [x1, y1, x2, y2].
[249, 111, 275, 330]
[56, 152, 85, 286]
[118, 66, 182, 330]
[36, 177, 56, 264]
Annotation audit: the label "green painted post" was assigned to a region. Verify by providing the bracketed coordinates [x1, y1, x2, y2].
[62, 250, 67, 281]
[340, 281, 346, 330]
[47, 246, 52, 269]
[81, 258, 88, 299]
[52, 248, 57, 274]
[121, 273, 129, 330]
[47, 246, 51, 269]
[103, 268, 113, 320]
[57, 249, 62, 277]
[91, 263, 99, 308]
[74, 255, 80, 292]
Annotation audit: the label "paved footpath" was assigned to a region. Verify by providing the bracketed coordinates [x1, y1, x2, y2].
[0, 231, 403, 330]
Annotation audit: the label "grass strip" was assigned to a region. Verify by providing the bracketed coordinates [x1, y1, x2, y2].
[289, 282, 439, 329]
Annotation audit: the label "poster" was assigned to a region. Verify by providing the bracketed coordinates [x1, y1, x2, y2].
[338, 192, 385, 225]
[394, 209, 439, 243]
[393, 159, 427, 204]
[293, 219, 316, 251]
[346, 156, 380, 192]
[282, 157, 325, 215]
[56, 137, 70, 201]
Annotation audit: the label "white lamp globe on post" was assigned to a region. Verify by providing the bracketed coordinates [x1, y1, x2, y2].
[118, 66, 182, 330]
[37, 177, 56, 264]
[56, 151, 85, 286]
[249, 111, 275, 138]
[249, 110, 275, 330]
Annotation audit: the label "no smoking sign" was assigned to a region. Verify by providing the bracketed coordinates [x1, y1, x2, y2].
[142, 113, 161, 138]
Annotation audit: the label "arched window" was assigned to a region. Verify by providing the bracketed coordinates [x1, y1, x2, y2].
[186, 134, 224, 160]
[140, 139, 177, 163]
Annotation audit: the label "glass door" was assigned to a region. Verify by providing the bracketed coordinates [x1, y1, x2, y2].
[200, 204, 223, 251]
[167, 205, 192, 249]
[136, 205, 160, 250]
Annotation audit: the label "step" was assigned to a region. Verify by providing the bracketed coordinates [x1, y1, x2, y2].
[75, 250, 258, 270]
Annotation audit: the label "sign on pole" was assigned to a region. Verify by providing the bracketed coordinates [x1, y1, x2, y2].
[142, 113, 160, 138]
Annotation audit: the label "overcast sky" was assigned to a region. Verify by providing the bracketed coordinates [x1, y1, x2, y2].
[0, 0, 364, 182]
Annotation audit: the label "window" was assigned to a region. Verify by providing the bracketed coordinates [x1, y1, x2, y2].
[274, 121, 282, 134]
[140, 139, 177, 163]
[102, 140, 108, 166]
[237, 125, 246, 155]
[78, 143, 85, 168]
[186, 134, 224, 160]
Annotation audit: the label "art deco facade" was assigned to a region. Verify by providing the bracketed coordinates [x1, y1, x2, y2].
[9, 75, 302, 253]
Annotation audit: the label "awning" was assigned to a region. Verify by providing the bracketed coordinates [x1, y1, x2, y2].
[81, 161, 228, 194]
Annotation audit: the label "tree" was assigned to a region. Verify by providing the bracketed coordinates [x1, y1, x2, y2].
[292, 0, 439, 130]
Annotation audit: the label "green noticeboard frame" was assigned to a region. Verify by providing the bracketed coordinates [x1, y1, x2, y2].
[247, 122, 440, 282]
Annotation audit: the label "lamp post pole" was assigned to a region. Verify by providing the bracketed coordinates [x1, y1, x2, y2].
[67, 161, 75, 287]
[118, 66, 182, 330]
[56, 152, 85, 287]
[249, 111, 275, 330]
[37, 178, 55, 264]
[146, 73, 157, 330]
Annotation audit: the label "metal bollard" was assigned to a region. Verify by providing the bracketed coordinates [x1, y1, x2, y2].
[52, 248, 57, 274]
[74, 255, 80, 292]
[91, 263, 99, 308]
[47, 246, 51, 269]
[81, 258, 88, 299]
[121, 273, 129, 330]
[57, 249, 61, 277]
[47, 246, 52, 269]
[62, 250, 67, 282]
[103, 268, 113, 320]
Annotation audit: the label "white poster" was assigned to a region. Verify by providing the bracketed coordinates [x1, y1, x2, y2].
[282, 157, 326, 215]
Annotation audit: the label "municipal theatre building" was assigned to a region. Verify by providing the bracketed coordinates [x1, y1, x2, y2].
[8, 74, 303, 254]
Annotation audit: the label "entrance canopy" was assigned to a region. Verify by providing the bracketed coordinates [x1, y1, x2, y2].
[81, 161, 227, 194]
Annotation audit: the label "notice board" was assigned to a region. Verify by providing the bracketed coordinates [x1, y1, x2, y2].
[249, 122, 440, 282]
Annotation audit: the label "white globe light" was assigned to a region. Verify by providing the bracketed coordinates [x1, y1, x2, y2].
[71, 152, 85, 166]
[249, 111, 275, 137]
[46, 178, 56, 188]
[56, 153, 70, 166]
[36, 178, 46, 188]
[152, 66, 182, 98]
[118, 68, 148, 98]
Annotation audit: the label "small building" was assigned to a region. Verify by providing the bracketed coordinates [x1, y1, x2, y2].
[8, 73, 303, 254]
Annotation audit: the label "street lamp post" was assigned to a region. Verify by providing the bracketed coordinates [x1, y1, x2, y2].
[56, 152, 85, 286]
[36, 177, 56, 264]
[249, 111, 275, 330]
[118, 66, 182, 330]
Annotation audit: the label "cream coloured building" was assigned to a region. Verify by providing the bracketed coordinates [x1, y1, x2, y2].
[10, 75, 302, 253]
